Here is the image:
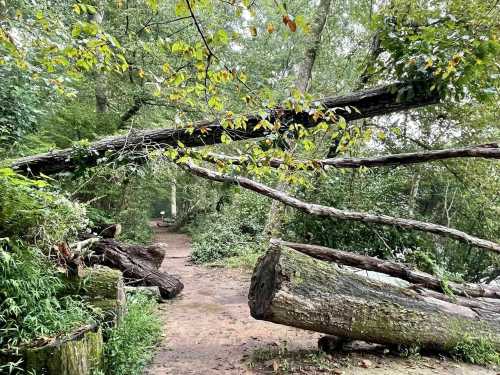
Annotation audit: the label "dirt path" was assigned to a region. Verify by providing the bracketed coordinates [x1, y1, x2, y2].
[145, 225, 497, 375]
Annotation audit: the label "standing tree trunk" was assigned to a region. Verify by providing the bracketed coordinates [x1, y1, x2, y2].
[263, 0, 332, 238]
[249, 244, 500, 351]
[90, 0, 108, 113]
[171, 179, 177, 221]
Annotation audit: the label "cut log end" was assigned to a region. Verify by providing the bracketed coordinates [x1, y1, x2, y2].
[248, 248, 282, 320]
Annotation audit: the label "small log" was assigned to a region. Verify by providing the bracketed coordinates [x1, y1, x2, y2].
[273, 239, 500, 299]
[248, 245, 500, 352]
[87, 239, 183, 298]
[92, 223, 122, 238]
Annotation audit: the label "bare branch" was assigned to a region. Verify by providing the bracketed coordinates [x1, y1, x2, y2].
[182, 161, 500, 254]
[272, 239, 500, 298]
[190, 142, 500, 170]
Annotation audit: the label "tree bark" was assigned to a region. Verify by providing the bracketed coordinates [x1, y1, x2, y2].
[11, 80, 440, 176]
[86, 239, 183, 298]
[272, 239, 500, 299]
[248, 245, 500, 351]
[183, 161, 500, 254]
[295, 0, 331, 93]
[89, 0, 108, 113]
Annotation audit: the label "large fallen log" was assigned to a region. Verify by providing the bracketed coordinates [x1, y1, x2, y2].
[11, 81, 439, 176]
[86, 239, 183, 298]
[248, 244, 500, 352]
[272, 239, 500, 299]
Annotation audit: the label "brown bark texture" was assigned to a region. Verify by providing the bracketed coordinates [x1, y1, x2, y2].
[85, 239, 183, 298]
[272, 239, 500, 299]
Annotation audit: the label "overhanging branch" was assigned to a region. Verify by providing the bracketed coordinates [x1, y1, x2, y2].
[193, 142, 500, 170]
[182, 161, 500, 254]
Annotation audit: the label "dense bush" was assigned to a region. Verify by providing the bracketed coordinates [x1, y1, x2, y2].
[0, 241, 94, 349]
[0, 169, 93, 368]
[0, 168, 88, 248]
[188, 189, 269, 263]
[102, 294, 162, 375]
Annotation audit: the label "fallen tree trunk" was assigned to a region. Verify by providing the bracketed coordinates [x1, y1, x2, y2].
[86, 239, 183, 298]
[273, 239, 500, 299]
[248, 245, 500, 352]
[11, 80, 439, 176]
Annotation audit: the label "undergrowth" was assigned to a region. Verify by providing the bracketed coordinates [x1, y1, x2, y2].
[452, 335, 500, 366]
[188, 190, 268, 264]
[102, 293, 162, 375]
[0, 168, 92, 352]
[0, 240, 94, 350]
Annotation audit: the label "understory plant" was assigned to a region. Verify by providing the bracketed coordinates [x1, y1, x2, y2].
[452, 335, 500, 366]
[188, 189, 269, 264]
[0, 168, 93, 370]
[0, 241, 94, 349]
[102, 293, 162, 375]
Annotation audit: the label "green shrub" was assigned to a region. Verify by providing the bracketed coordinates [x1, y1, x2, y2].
[0, 168, 87, 248]
[0, 240, 94, 349]
[451, 335, 500, 366]
[103, 294, 162, 375]
[188, 190, 269, 263]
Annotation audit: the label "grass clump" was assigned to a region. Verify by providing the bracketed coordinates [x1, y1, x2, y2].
[210, 249, 263, 271]
[451, 335, 500, 366]
[103, 293, 162, 375]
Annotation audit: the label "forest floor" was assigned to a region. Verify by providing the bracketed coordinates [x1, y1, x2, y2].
[145, 223, 498, 375]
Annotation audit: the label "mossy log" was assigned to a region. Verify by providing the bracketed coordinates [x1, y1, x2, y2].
[62, 265, 126, 322]
[249, 245, 500, 352]
[87, 239, 183, 298]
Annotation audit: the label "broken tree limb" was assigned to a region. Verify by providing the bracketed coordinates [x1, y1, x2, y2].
[183, 161, 500, 254]
[272, 239, 500, 299]
[193, 142, 500, 170]
[248, 245, 500, 351]
[11, 80, 439, 176]
[86, 239, 183, 298]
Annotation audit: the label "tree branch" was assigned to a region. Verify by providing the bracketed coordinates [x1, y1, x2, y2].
[191, 142, 500, 170]
[182, 161, 500, 254]
[272, 239, 500, 298]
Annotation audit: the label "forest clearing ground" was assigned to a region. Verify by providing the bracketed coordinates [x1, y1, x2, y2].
[145, 223, 497, 375]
